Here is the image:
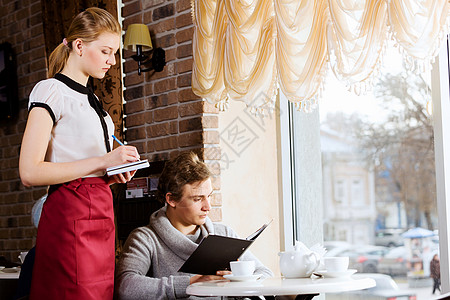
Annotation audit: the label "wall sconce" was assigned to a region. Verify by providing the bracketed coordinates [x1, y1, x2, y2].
[123, 24, 166, 75]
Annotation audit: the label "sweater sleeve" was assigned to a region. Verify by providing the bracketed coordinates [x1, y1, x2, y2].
[115, 228, 191, 300]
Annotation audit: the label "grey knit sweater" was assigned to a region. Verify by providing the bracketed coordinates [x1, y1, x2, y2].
[115, 206, 273, 300]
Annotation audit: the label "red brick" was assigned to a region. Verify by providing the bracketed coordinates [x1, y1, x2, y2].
[153, 18, 176, 34]
[144, 111, 153, 124]
[165, 48, 177, 62]
[152, 4, 175, 21]
[132, 141, 147, 153]
[209, 207, 222, 223]
[153, 136, 179, 151]
[176, 58, 193, 74]
[202, 115, 219, 128]
[179, 117, 202, 132]
[149, 123, 170, 138]
[124, 85, 144, 102]
[155, 34, 175, 49]
[206, 162, 221, 176]
[126, 126, 147, 140]
[142, 0, 165, 10]
[203, 101, 220, 113]
[179, 101, 203, 117]
[176, 12, 193, 29]
[178, 131, 203, 147]
[153, 77, 176, 94]
[169, 120, 178, 134]
[125, 99, 145, 114]
[125, 112, 146, 127]
[153, 106, 178, 122]
[176, 43, 192, 59]
[123, 14, 143, 29]
[178, 88, 199, 102]
[203, 147, 221, 160]
[143, 10, 153, 24]
[123, 1, 142, 17]
[144, 84, 154, 97]
[211, 176, 221, 190]
[148, 151, 171, 162]
[177, 73, 191, 87]
[176, 27, 194, 44]
[124, 71, 145, 86]
[210, 192, 222, 206]
[176, 0, 192, 12]
[203, 131, 219, 144]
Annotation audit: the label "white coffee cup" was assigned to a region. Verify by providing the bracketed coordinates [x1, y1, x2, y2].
[230, 260, 255, 276]
[324, 256, 349, 272]
[18, 251, 28, 264]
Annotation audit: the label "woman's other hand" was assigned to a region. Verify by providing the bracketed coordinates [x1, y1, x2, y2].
[107, 170, 136, 184]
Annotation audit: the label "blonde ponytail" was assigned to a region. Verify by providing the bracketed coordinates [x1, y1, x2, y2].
[48, 43, 71, 78]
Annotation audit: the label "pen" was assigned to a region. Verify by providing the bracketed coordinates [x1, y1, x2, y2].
[112, 135, 125, 146]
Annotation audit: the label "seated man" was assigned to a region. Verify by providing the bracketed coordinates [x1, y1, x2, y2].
[115, 152, 273, 300]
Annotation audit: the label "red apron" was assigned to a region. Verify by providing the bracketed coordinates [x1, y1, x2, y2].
[30, 177, 115, 300]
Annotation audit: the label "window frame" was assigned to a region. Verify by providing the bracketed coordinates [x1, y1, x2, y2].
[431, 37, 450, 292]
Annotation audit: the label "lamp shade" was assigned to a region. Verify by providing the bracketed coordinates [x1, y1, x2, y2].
[123, 24, 153, 52]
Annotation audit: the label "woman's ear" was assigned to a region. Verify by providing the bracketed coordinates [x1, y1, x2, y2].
[166, 193, 176, 208]
[73, 38, 83, 56]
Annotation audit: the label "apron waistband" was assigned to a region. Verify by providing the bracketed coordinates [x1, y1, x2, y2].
[48, 176, 109, 195]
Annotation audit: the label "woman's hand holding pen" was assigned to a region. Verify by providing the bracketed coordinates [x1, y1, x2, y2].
[104, 135, 140, 184]
[104, 144, 140, 167]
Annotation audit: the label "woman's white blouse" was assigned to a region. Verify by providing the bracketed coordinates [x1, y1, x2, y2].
[28, 78, 114, 177]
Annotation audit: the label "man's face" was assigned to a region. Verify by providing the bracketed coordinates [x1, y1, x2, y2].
[171, 178, 213, 227]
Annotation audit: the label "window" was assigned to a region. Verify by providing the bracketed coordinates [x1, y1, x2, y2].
[280, 38, 450, 296]
[351, 179, 364, 206]
[334, 179, 346, 205]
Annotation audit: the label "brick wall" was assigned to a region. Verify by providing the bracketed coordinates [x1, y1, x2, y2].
[121, 0, 223, 220]
[0, 0, 48, 261]
[0, 0, 223, 260]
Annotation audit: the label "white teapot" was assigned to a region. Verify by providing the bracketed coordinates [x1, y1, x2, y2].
[279, 241, 321, 278]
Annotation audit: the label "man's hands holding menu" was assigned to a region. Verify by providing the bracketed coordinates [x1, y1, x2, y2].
[190, 270, 232, 284]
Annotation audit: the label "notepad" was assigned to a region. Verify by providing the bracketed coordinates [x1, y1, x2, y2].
[178, 219, 272, 275]
[106, 159, 149, 176]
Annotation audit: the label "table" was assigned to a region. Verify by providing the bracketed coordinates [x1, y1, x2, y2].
[187, 276, 376, 300]
[0, 269, 20, 300]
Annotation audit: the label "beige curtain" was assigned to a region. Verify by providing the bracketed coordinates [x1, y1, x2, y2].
[191, 0, 449, 112]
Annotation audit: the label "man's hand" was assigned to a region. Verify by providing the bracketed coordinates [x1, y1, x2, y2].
[189, 270, 232, 284]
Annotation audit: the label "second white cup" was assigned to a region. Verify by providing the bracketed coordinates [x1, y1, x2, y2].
[323, 256, 349, 272]
[230, 260, 255, 276]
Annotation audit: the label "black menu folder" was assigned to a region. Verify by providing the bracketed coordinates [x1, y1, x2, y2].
[178, 219, 272, 275]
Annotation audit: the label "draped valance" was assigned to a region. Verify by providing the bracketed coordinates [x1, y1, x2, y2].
[191, 0, 449, 113]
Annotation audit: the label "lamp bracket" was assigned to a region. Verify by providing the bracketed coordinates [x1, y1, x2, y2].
[131, 46, 166, 75]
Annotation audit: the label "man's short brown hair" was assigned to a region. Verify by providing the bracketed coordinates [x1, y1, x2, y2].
[157, 152, 211, 203]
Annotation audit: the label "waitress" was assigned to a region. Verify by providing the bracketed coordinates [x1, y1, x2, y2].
[19, 8, 139, 299]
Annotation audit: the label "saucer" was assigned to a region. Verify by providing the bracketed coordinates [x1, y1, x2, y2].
[314, 269, 357, 278]
[2, 267, 20, 273]
[223, 274, 262, 282]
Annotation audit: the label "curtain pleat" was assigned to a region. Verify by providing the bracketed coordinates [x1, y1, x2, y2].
[191, 0, 449, 112]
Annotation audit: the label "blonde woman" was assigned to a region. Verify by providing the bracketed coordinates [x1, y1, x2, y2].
[19, 8, 139, 299]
